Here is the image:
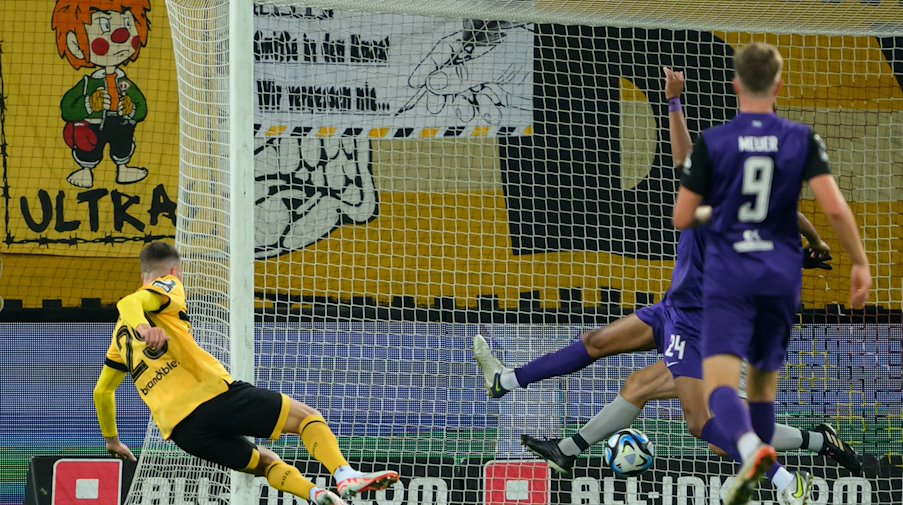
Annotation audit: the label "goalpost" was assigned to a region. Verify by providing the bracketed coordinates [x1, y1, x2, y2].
[143, 0, 902, 503]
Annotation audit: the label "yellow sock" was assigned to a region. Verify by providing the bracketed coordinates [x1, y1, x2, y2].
[265, 461, 316, 500]
[299, 415, 350, 474]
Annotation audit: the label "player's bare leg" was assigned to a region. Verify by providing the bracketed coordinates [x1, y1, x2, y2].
[283, 398, 399, 499]
[673, 376, 710, 439]
[473, 314, 655, 397]
[522, 361, 674, 474]
[581, 315, 658, 358]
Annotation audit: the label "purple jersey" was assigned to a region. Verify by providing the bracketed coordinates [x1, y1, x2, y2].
[681, 113, 830, 296]
[636, 300, 704, 379]
[664, 227, 706, 311]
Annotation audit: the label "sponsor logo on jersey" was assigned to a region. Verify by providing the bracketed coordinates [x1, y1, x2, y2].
[140, 360, 179, 396]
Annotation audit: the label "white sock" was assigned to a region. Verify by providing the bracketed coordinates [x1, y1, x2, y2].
[737, 432, 763, 461]
[309, 487, 322, 502]
[806, 431, 825, 452]
[500, 368, 521, 390]
[771, 467, 795, 491]
[333, 465, 362, 483]
[772, 424, 804, 451]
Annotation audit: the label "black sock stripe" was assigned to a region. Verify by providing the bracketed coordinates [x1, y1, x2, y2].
[300, 419, 327, 436]
[572, 433, 590, 451]
[800, 430, 810, 450]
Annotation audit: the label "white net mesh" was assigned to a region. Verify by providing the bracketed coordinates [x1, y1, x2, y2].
[147, 0, 903, 503]
[126, 1, 234, 503]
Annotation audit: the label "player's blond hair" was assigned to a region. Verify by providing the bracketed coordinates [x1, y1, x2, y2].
[140, 241, 180, 274]
[734, 42, 783, 96]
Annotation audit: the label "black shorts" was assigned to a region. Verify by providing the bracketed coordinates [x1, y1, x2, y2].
[170, 381, 291, 470]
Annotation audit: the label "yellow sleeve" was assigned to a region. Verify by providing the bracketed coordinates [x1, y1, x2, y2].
[93, 365, 127, 438]
[116, 289, 165, 328]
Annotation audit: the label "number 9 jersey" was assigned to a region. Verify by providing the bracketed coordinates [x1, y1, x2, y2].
[680, 113, 830, 297]
[105, 275, 233, 439]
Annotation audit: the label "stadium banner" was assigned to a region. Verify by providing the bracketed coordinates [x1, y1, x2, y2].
[252, 7, 534, 139]
[1, 4, 901, 314]
[76, 455, 902, 504]
[466, 456, 903, 505]
[0, 1, 179, 258]
[19, 454, 903, 505]
[260, 31, 903, 313]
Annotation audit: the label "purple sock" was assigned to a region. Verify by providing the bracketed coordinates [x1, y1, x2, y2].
[700, 418, 742, 462]
[514, 339, 594, 387]
[708, 387, 753, 446]
[749, 402, 776, 444]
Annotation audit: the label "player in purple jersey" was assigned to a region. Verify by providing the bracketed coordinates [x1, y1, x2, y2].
[473, 67, 860, 500]
[673, 43, 872, 505]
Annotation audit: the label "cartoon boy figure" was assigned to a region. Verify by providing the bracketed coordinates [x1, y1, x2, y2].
[52, 0, 151, 188]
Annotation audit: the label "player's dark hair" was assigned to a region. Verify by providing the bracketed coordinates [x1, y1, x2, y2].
[140, 241, 181, 274]
[734, 42, 783, 96]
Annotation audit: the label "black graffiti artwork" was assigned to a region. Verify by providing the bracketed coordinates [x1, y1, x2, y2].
[11, 184, 176, 245]
[253, 137, 378, 259]
[501, 27, 737, 260]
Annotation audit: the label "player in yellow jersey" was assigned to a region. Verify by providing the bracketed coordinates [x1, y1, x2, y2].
[93, 241, 399, 505]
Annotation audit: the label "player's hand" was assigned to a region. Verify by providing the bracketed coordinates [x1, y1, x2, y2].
[663, 66, 685, 100]
[849, 264, 871, 309]
[105, 437, 137, 462]
[807, 239, 831, 258]
[802, 246, 833, 270]
[136, 323, 168, 351]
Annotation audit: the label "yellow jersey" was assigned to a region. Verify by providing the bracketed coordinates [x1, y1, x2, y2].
[106, 275, 232, 439]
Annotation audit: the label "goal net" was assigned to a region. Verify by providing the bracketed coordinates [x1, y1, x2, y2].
[143, 0, 902, 503]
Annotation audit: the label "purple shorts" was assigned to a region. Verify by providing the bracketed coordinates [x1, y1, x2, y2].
[635, 301, 703, 379]
[702, 292, 797, 372]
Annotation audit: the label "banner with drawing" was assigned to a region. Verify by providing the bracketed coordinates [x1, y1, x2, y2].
[2, 0, 180, 259]
[253, 7, 534, 139]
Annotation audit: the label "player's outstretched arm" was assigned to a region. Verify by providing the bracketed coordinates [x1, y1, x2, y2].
[798, 212, 834, 270]
[797, 212, 829, 255]
[664, 67, 692, 170]
[93, 365, 136, 461]
[808, 174, 871, 308]
[673, 133, 713, 229]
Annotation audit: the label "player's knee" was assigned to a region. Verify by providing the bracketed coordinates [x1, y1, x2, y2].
[245, 448, 281, 477]
[292, 400, 320, 419]
[284, 400, 322, 435]
[620, 370, 650, 405]
[581, 328, 609, 358]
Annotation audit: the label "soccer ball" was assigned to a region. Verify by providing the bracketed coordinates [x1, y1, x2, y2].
[605, 428, 655, 477]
